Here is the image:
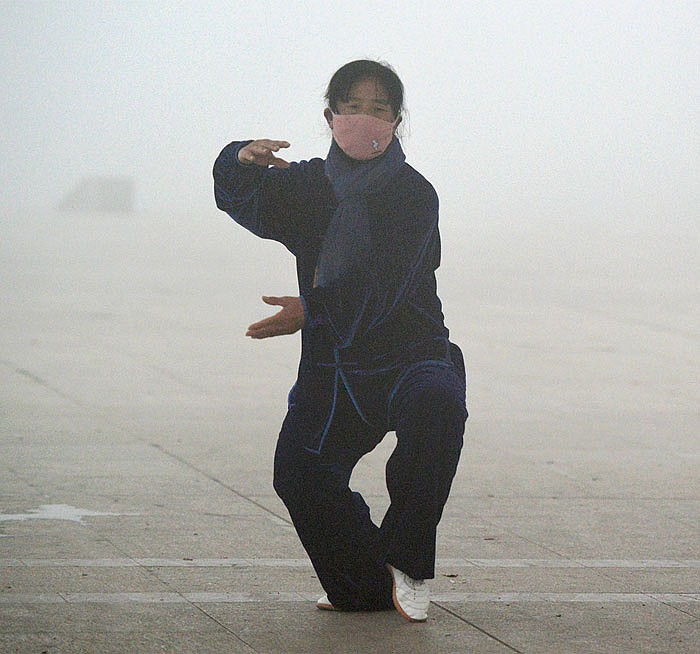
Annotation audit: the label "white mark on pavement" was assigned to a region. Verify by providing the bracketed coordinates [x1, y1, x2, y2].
[1, 558, 698, 569]
[0, 504, 140, 523]
[0, 592, 698, 605]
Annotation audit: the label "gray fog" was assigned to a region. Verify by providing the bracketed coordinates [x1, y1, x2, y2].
[2, 2, 698, 226]
[1, 1, 698, 387]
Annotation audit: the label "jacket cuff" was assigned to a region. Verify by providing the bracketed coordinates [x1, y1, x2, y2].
[227, 140, 254, 167]
[300, 291, 325, 329]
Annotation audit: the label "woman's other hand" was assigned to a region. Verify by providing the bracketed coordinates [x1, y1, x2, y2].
[246, 295, 305, 339]
[238, 140, 291, 169]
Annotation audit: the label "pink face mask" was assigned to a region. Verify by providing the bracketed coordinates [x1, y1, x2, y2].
[330, 113, 398, 160]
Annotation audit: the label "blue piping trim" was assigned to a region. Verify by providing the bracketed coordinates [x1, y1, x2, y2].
[337, 367, 372, 426]
[304, 367, 340, 456]
[340, 290, 371, 348]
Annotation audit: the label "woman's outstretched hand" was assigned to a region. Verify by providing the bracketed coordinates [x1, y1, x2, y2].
[238, 139, 291, 169]
[246, 295, 305, 339]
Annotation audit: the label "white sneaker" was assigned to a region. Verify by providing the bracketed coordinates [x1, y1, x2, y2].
[388, 564, 429, 622]
[316, 594, 336, 611]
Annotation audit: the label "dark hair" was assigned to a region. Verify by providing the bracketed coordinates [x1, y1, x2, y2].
[325, 60, 404, 118]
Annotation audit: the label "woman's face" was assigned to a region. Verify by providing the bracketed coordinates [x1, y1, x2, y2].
[325, 77, 399, 126]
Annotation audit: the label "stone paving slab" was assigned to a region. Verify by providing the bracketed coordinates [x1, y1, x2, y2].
[441, 601, 699, 654]
[197, 602, 516, 654]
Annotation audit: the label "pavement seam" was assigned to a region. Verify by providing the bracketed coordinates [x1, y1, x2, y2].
[0, 358, 87, 407]
[188, 602, 260, 653]
[574, 560, 700, 620]
[6, 592, 697, 604]
[113, 547, 262, 653]
[4, 558, 700, 568]
[469, 513, 699, 623]
[431, 601, 525, 653]
[149, 442, 293, 526]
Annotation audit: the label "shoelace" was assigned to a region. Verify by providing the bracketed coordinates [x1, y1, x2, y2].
[406, 577, 426, 599]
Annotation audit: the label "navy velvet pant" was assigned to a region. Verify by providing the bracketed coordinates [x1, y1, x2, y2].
[273, 352, 467, 611]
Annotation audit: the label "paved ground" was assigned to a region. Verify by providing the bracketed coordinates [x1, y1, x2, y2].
[1, 209, 698, 652]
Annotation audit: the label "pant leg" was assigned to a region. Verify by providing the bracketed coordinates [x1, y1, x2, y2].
[381, 355, 468, 580]
[273, 384, 393, 611]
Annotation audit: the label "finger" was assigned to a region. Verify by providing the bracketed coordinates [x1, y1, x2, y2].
[246, 327, 267, 338]
[240, 148, 272, 166]
[246, 324, 274, 338]
[246, 320, 283, 339]
[246, 326, 275, 339]
[261, 295, 288, 306]
[252, 152, 289, 168]
[247, 313, 279, 332]
[253, 140, 290, 156]
[261, 140, 290, 151]
[270, 156, 291, 169]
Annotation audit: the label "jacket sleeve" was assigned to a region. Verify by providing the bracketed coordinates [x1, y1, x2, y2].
[301, 176, 439, 347]
[213, 140, 327, 254]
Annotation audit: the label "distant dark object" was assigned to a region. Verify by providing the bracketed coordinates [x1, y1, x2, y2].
[58, 176, 134, 213]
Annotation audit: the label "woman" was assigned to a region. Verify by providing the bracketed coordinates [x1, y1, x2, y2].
[213, 60, 467, 622]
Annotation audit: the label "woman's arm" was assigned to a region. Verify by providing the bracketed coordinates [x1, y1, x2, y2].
[213, 140, 328, 253]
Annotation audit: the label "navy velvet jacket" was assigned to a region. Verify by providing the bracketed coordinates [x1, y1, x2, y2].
[213, 141, 457, 429]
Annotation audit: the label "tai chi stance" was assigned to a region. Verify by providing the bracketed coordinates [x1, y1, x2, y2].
[213, 60, 467, 622]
